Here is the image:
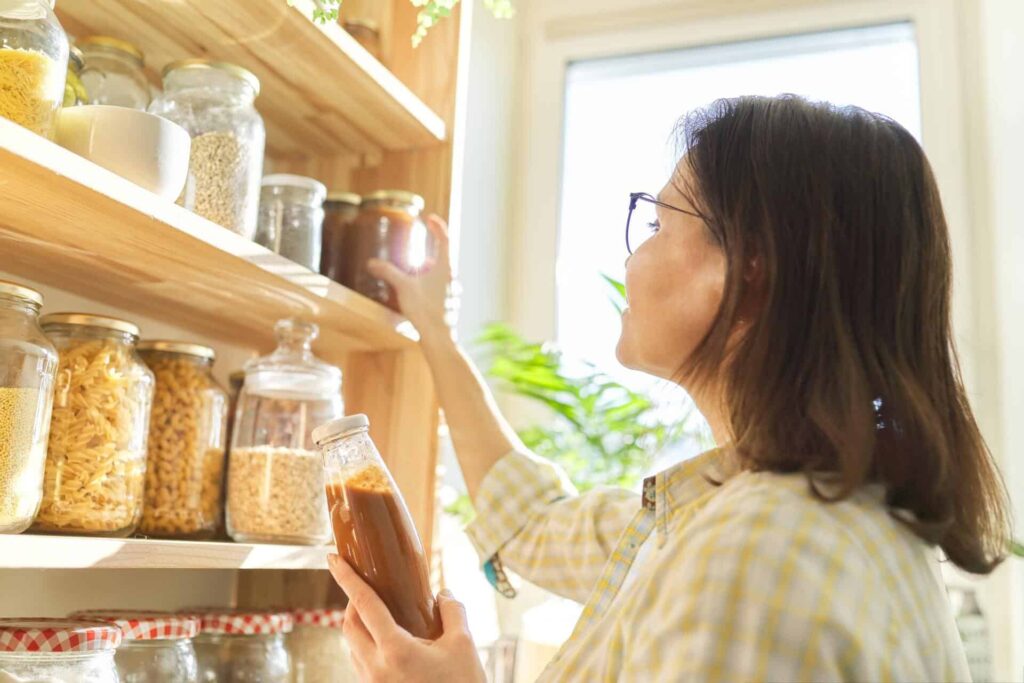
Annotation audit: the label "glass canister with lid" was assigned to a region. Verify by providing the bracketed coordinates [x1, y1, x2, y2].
[286, 608, 356, 682]
[63, 44, 86, 106]
[0, 280, 57, 534]
[320, 191, 361, 283]
[255, 174, 327, 272]
[32, 313, 154, 537]
[76, 35, 150, 110]
[0, 0, 69, 138]
[149, 59, 266, 238]
[343, 190, 431, 311]
[0, 618, 122, 682]
[69, 610, 199, 683]
[137, 341, 228, 539]
[226, 318, 341, 544]
[189, 608, 292, 683]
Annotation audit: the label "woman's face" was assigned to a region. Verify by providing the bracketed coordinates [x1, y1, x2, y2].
[615, 170, 726, 383]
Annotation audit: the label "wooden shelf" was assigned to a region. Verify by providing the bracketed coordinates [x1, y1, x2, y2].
[0, 119, 417, 356]
[55, 0, 447, 159]
[0, 534, 329, 570]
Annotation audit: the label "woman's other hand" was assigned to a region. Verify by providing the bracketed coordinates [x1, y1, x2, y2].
[328, 554, 486, 683]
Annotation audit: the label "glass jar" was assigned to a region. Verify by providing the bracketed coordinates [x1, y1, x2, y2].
[314, 414, 441, 639]
[0, 618, 121, 683]
[255, 174, 327, 272]
[344, 190, 430, 311]
[76, 35, 150, 110]
[286, 609, 356, 682]
[137, 341, 228, 539]
[0, 281, 57, 534]
[149, 59, 266, 238]
[0, 0, 69, 138]
[70, 611, 200, 683]
[63, 44, 86, 106]
[32, 313, 154, 536]
[189, 609, 292, 683]
[227, 319, 340, 545]
[320, 191, 361, 283]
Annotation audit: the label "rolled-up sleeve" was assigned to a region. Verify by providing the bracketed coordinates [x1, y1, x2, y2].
[467, 449, 640, 604]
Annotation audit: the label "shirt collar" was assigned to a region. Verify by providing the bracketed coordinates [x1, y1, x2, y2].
[642, 446, 738, 545]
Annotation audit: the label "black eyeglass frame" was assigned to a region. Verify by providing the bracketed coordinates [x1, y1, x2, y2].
[625, 192, 703, 254]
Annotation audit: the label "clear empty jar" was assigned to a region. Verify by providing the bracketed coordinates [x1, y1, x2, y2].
[77, 35, 150, 109]
[0, 280, 57, 534]
[0, 618, 122, 683]
[32, 313, 154, 536]
[70, 611, 199, 683]
[189, 609, 292, 683]
[256, 174, 327, 272]
[0, 0, 69, 138]
[287, 609, 356, 682]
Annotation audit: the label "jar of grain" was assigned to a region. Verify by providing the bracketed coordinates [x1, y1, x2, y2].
[0, 280, 57, 534]
[226, 319, 341, 545]
[255, 174, 327, 272]
[149, 59, 266, 238]
[32, 313, 154, 537]
[0, 0, 69, 139]
[137, 341, 228, 539]
[286, 609, 357, 682]
[0, 619, 122, 683]
[69, 611, 200, 683]
[320, 191, 361, 283]
[77, 35, 150, 110]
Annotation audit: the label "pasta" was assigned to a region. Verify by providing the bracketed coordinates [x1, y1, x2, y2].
[33, 339, 153, 535]
[0, 47, 60, 137]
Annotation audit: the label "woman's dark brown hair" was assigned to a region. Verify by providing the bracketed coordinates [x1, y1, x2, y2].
[677, 95, 1010, 574]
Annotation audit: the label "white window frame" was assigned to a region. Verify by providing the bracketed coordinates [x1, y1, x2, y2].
[507, 0, 1019, 678]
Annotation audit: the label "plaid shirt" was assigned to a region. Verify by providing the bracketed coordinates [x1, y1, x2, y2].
[468, 448, 971, 682]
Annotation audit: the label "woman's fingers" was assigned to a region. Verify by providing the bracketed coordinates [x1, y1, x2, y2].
[367, 258, 412, 289]
[437, 590, 470, 636]
[425, 214, 452, 267]
[328, 554, 400, 644]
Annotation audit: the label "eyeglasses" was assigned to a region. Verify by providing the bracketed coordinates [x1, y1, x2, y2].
[625, 192, 703, 254]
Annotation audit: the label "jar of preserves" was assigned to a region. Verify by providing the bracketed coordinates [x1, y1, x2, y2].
[76, 35, 150, 110]
[0, 0, 69, 139]
[70, 611, 199, 683]
[256, 174, 327, 272]
[0, 280, 57, 534]
[32, 313, 154, 536]
[227, 319, 340, 544]
[149, 59, 266, 238]
[63, 44, 86, 106]
[189, 609, 292, 683]
[286, 609, 356, 682]
[0, 618, 122, 683]
[344, 190, 431, 311]
[137, 341, 228, 539]
[314, 414, 441, 639]
[320, 191, 361, 283]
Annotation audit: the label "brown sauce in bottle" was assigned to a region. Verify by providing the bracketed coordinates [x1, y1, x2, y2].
[326, 465, 441, 639]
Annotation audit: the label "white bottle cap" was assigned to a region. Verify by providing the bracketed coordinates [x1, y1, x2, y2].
[312, 414, 370, 446]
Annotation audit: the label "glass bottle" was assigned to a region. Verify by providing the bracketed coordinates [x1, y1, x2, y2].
[76, 35, 150, 109]
[149, 59, 266, 238]
[32, 313, 154, 537]
[70, 611, 200, 683]
[256, 174, 327, 272]
[320, 191, 361, 283]
[0, 0, 69, 138]
[227, 319, 341, 544]
[314, 414, 441, 639]
[137, 341, 229, 539]
[0, 618, 121, 682]
[0, 280, 57, 534]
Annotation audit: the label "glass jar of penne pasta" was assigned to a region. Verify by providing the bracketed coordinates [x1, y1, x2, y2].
[31, 313, 154, 536]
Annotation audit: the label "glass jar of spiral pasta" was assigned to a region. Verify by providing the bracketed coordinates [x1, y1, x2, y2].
[31, 313, 154, 537]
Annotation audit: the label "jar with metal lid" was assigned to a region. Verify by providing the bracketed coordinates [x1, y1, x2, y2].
[32, 313, 154, 536]
[77, 35, 150, 110]
[63, 44, 86, 106]
[0, 280, 57, 534]
[320, 191, 361, 283]
[70, 611, 199, 683]
[226, 319, 340, 545]
[0, 618, 122, 682]
[188, 609, 292, 683]
[0, 0, 69, 138]
[286, 609, 356, 682]
[149, 59, 266, 238]
[256, 174, 327, 272]
[137, 341, 228, 539]
[344, 190, 431, 311]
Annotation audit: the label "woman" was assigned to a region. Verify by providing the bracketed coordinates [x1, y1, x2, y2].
[328, 95, 1011, 682]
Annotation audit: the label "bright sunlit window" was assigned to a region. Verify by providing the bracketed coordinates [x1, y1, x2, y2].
[557, 23, 921, 418]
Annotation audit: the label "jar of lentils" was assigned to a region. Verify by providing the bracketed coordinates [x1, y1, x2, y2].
[70, 611, 199, 683]
[0, 618, 122, 682]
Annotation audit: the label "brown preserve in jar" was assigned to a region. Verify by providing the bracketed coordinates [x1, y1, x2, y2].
[320, 191, 361, 282]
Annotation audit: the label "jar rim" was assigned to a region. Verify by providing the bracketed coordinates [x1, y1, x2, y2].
[262, 174, 327, 199]
[77, 35, 145, 66]
[325, 191, 361, 206]
[68, 611, 200, 641]
[0, 280, 43, 308]
[312, 413, 370, 446]
[137, 340, 216, 361]
[363, 190, 425, 211]
[40, 312, 140, 337]
[162, 59, 261, 96]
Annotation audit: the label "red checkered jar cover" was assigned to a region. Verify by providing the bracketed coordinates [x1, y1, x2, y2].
[291, 608, 345, 629]
[0, 619, 122, 653]
[69, 611, 200, 641]
[181, 608, 294, 636]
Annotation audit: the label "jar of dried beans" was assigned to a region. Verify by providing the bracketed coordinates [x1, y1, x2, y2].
[137, 341, 228, 539]
[0, 280, 57, 534]
[32, 313, 154, 536]
[0, 0, 69, 139]
[149, 59, 265, 238]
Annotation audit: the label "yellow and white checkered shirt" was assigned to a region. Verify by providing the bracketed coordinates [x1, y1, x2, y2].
[468, 448, 971, 682]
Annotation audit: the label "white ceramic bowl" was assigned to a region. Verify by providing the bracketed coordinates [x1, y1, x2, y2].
[56, 105, 191, 200]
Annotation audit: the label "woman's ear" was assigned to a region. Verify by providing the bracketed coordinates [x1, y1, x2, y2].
[736, 254, 766, 322]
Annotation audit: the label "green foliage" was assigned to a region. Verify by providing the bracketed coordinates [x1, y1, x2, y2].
[1012, 539, 1024, 558]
